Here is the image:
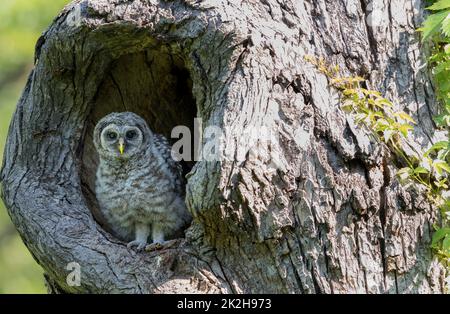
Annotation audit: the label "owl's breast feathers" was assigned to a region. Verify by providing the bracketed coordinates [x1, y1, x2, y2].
[95, 133, 185, 214]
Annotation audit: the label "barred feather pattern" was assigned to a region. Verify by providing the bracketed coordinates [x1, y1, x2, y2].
[94, 112, 191, 245]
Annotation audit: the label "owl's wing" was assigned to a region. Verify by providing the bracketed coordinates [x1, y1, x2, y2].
[152, 133, 185, 193]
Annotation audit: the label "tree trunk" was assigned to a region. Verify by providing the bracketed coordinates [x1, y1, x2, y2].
[0, 0, 446, 293]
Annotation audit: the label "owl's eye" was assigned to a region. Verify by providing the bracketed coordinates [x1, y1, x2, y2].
[126, 130, 137, 140]
[106, 131, 117, 140]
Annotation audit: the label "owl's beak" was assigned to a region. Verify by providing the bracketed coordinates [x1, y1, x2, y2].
[118, 138, 125, 155]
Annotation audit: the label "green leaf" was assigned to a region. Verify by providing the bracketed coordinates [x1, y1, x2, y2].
[434, 113, 450, 126]
[372, 111, 385, 118]
[420, 10, 449, 41]
[341, 100, 355, 113]
[414, 166, 429, 174]
[435, 178, 448, 188]
[433, 159, 450, 175]
[424, 140, 450, 156]
[429, 51, 446, 63]
[431, 227, 450, 247]
[443, 13, 450, 37]
[437, 147, 450, 160]
[427, 0, 450, 11]
[373, 119, 390, 132]
[374, 97, 393, 108]
[433, 59, 450, 74]
[443, 235, 450, 254]
[394, 111, 416, 123]
[398, 124, 413, 137]
[342, 89, 357, 96]
[361, 89, 381, 97]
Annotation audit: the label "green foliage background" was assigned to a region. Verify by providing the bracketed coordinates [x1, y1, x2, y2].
[419, 0, 450, 268]
[0, 0, 69, 293]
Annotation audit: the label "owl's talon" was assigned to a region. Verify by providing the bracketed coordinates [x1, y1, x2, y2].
[127, 240, 148, 251]
[145, 241, 168, 252]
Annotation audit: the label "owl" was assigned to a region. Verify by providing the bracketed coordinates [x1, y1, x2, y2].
[93, 112, 191, 250]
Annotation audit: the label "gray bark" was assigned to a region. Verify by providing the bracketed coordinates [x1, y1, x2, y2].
[0, 0, 446, 293]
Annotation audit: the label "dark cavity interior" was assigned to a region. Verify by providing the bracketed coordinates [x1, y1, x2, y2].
[81, 47, 197, 227]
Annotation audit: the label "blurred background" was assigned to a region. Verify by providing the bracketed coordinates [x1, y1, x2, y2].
[0, 0, 69, 293]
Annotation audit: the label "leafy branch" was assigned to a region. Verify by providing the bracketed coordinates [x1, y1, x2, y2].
[419, 0, 450, 269]
[305, 52, 450, 274]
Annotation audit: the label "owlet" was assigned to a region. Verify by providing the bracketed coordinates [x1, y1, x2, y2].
[93, 112, 191, 250]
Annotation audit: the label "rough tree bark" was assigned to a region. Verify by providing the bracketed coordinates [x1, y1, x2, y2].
[0, 0, 446, 293]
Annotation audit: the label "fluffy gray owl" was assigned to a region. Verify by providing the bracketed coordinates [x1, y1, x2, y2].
[93, 112, 191, 250]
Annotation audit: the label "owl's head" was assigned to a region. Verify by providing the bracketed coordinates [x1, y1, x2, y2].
[93, 112, 152, 160]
